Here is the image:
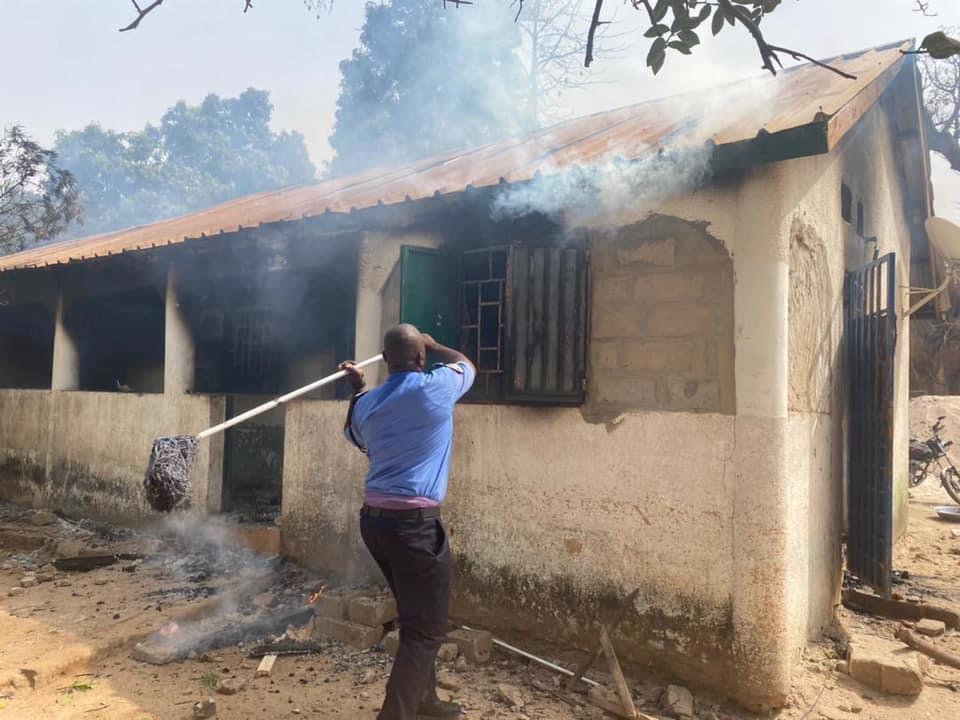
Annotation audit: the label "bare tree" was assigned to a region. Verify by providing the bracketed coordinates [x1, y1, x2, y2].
[0, 126, 82, 254]
[921, 27, 960, 171]
[516, 0, 624, 127]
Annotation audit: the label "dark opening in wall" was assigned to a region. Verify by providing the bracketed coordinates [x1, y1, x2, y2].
[188, 267, 355, 396]
[857, 201, 865, 238]
[0, 302, 54, 389]
[841, 184, 853, 223]
[65, 286, 165, 393]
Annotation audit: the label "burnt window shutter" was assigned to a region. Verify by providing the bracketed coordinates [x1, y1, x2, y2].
[506, 245, 588, 405]
[399, 246, 459, 350]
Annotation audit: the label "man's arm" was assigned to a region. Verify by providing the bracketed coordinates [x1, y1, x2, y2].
[421, 334, 476, 374]
[339, 361, 368, 452]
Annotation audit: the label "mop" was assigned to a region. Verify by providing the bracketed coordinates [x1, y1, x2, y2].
[144, 356, 382, 512]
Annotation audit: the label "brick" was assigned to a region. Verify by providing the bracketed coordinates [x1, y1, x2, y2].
[384, 630, 400, 657]
[915, 618, 946, 637]
[313, 616, 382, 650]
[349, 596, 397, 627]
[615, 237, 676, 267]
[622, 340, 698, 373]
[634, 272, 703, 303]
[256, 653, 277, 677]
[437, 642, 460, 662]
[646, 303, 717, 337]
[447, 628, 492, 664]
[313, 594, 349, 620]
[849, 647, 928, 696]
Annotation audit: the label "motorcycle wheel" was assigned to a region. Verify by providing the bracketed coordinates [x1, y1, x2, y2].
[941, 466, 960, 505]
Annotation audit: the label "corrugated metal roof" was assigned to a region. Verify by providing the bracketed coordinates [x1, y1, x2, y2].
[0, 41, 912, 273]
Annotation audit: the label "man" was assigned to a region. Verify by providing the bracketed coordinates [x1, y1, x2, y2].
[340, 324, 475, 720]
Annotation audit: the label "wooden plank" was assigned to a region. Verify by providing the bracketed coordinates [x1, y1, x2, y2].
[826, 57, 907, 150]
[842, 589, 960, 629]
[256, 653, 278, 678]
[599, 626, 639, 720]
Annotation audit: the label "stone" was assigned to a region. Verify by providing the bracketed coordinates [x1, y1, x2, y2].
[848, 647, 928, 696]
[19, 575, 37, 588]
[437, 642, 460, 663]
[835, 660, 850, 675]
[438, 671, 461, 691]
[312, 594, 349, 621]
[659, 684, 695, 718]
[216, 678, 245, 695]
[497, 683, 524, 709]
[35, 571, 55, 584]
[348, 596, 397, 628]
[915, 619, 946, 637]
[8, 587, 24, 597]
[383, 630, 400, 657]
[454, 655, 468, 672]
[30, 510, 57, 526]
[132, 642, 180, 665]
[192, 698, 217, 719]
[447, 628, 492, 664]
[313, 617, 381, 650]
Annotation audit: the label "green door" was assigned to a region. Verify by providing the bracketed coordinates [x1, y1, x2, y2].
[399, 246, 458, 350]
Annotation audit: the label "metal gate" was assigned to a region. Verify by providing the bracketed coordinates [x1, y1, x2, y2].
[846, 253, 897, 598]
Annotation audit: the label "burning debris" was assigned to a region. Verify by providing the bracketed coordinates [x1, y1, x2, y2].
[145, 435, 199, 512]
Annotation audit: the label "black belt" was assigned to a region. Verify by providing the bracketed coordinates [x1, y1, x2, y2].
[360, 504, 441, 520]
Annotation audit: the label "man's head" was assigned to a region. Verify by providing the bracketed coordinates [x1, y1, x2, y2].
[383, 323, 426, 373]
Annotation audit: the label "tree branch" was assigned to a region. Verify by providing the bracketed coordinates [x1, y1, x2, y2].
[119, 0, 164, 32]
[767, 45, 858, 80]
[925, 105, 960, 171]
[585, 0, 605, 68]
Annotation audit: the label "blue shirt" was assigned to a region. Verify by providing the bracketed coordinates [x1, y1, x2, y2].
[347, 361, 475, 505]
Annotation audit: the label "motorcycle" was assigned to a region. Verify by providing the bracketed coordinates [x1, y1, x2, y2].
[910, 415, 960, 505]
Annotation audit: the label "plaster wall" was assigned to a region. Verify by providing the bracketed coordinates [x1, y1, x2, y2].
[0, 390, 224, 521]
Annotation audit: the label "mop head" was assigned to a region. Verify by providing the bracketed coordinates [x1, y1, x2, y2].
[144, 435, 199, 512]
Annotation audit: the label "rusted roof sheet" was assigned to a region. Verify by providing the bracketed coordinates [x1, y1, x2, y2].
[0, 41, 912, 273]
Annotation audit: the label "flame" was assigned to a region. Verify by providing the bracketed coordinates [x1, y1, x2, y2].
[158, 622, 180, 638]
[306, 584, 326, 605]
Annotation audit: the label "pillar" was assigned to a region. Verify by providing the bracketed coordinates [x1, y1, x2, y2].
[730, 168, 793, 709]
[51, 292, 79, 391]
[164, 265, 195, 395]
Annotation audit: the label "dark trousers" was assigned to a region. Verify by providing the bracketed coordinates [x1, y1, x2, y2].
[360, 510, 452, 720]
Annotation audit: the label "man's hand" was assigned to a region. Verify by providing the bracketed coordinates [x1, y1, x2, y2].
[418, 332, 475, 373]
[339, 361, 367, 392]
[421, 333, 439, 352]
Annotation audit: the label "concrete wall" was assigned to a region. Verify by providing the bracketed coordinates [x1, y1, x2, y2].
[0, 390, 224, 521]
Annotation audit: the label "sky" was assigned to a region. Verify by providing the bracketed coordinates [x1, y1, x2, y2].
[2, 0, 960, 217]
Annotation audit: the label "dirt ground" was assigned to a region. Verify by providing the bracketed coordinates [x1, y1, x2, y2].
[3, 462, 960, 719]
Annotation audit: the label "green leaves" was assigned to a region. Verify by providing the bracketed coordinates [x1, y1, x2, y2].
[921, 31, 960, 60]
[643, 0, 777, 75]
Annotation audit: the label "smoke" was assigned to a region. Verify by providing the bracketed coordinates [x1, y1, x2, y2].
[490, 144, 714, 222]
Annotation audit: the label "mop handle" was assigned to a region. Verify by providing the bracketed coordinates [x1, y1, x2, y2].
[197, 355, 383, 440]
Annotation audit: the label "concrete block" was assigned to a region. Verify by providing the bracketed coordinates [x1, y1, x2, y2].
[437, 642, 459, 662]
[592, 376, 657, 407]
[314, 616, 381, 650]
[660, 378, 721, 412]
[447, 628, 492, 664]
[849, 647, 927, 696]
[622, 340, 698, 373]
[634, 272, 703, 303]
[313, 594, 349, 621]
[384, 630, 400, 657]
[646, 303, 717, 337]
[615, 237, 675, 267]
[915, 619, 946, 637]
[592, 341, 621, 370]
[660, 684, 695, 718]
[349, 596, 397, 627]
[132, 641, 180, 665]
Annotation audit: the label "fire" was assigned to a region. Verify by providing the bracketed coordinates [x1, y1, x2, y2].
[306, 584, 326, 605]
[158, 622, 180, 638]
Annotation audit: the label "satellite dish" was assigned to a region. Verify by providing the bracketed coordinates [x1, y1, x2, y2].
[926, 217, 960, 263]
